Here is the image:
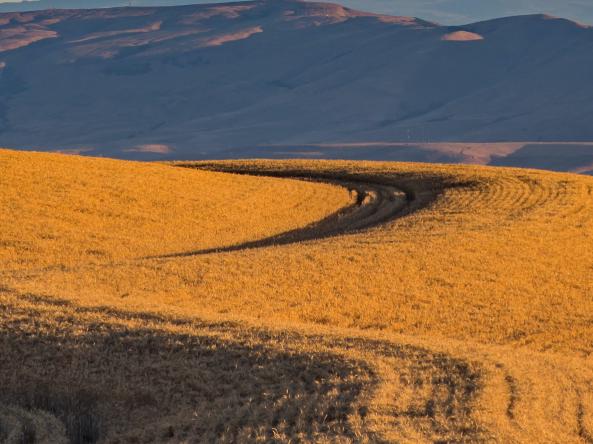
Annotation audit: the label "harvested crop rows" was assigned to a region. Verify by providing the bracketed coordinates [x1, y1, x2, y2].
[1, 150, 593, 443]
[151, 177, 411, 258]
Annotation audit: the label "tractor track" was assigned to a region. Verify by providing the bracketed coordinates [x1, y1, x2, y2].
[1, 169, 436, 275]
[149, 174, 418, 259]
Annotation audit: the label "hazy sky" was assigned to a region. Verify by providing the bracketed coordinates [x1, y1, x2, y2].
[0, 0, 591, 25]
[332, 0, 593, 25]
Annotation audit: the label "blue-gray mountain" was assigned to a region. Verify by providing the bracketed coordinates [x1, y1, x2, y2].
[0, 0, 593, 168]
[1, 0, 591, 26]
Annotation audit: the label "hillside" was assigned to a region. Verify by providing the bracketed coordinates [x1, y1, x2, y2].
[1, 148, 593, 442]
[0, 0, 592, 165]
[0, 148, 350, 270]
[1, 0, 592, 27]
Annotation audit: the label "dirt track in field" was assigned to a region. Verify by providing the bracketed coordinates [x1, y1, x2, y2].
[153, 170, 433, 258]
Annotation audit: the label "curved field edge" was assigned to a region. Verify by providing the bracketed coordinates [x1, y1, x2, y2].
[147, 177, 411, 258]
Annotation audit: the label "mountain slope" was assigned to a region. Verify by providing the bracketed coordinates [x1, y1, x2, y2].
[0, 0, 592, 160]
[1, 0, 592, 26]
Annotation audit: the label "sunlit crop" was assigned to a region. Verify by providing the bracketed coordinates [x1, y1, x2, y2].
[1, 149, 592, 443]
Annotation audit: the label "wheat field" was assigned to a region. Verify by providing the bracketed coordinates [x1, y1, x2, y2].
[1, 148, 593, 443]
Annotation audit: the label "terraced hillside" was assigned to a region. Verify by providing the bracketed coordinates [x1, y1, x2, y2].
[1, 148, 593, 443]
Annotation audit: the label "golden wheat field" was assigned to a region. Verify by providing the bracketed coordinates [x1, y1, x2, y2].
[1, 147, 593, 443]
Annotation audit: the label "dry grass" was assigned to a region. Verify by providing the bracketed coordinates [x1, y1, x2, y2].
[0, 149, 350, 270]
[2, 149, 593, 442]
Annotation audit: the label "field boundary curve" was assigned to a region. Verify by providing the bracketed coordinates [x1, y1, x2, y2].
[153, 165, 440, 258]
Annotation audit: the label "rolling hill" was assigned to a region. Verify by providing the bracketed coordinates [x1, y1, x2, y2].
[1, 148, 593, 442]
[0, 0, 593, 168]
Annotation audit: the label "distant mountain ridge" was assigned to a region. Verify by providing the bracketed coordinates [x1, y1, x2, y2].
[1, 0, 592, 26]
[0, 0, 592, 165]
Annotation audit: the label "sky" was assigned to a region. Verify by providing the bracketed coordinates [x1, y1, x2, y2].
[328, 0, 593, 25]
[0, 0, 591, 25]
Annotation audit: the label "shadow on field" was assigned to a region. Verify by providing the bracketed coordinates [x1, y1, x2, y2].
[0, 291, 484, 442]
[153, 165, 470, 259]
[149, 177, 409, 259]
[0, 294, 371, 443]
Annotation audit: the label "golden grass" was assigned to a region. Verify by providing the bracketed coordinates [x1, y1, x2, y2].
[0, 149, 350, 269]
[2, 149, 593, 443]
